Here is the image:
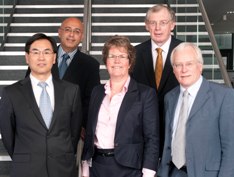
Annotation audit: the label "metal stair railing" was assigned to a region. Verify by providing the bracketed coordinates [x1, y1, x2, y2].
[197, 0, 232, 87]
[0, 0, 18, 51]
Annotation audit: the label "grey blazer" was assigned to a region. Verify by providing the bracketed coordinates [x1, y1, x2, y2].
[158, 78, 234, 177]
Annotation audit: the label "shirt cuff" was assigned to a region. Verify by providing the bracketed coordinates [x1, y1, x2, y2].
[82, 160, 90, 176]
[142, 168, 156, 177]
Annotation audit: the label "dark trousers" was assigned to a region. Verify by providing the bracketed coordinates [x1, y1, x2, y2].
[90, 154, 142, 177]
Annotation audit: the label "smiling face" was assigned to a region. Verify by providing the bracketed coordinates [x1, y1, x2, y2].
[172, 45, 203, 89]
[106, 46, 130, 80]
[145, 8, 175, 46]
[58, 17, 83, 52]
[25, 39, 56, 80]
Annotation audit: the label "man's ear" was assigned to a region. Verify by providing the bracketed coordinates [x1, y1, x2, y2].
[25, 53, 29, 64]
[145, 22, 150, 31]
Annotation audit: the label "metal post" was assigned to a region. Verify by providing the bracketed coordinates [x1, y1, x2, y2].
[197, 0, 232, 87]
[81, 0, 91, 54]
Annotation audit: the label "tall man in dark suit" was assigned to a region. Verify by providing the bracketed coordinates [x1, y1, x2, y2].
[56, 18, 100, 176]
[158, 42, 234, 177]
[0, 33, 82, 177]
[131, 4, 182, 155]
[56, 17, 100, 125]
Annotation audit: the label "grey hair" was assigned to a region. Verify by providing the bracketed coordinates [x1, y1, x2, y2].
[145, 4, 176, 22]
[170, 42, 204, 65]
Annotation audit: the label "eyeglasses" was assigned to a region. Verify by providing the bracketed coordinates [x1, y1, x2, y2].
[29, 49, 54, 57]
[60, 27, 82, 35]
[173, 61, 199, 70]
[147, 20, 171, 27]
[107, 54, 129, 60]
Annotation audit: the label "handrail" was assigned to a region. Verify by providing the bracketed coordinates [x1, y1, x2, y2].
[81, 0, 92, 54]
[0, 0, 18, 51]
[197, 0, 232, 88]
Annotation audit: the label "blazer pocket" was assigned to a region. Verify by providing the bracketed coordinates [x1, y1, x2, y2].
[205, 161, 220, 171]
[12, 153, 30, 162]
[115, 143, 143, 169]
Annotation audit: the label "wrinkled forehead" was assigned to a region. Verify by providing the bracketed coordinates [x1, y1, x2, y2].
[147, 8, 171, 20]
[173, 47, 198, 62]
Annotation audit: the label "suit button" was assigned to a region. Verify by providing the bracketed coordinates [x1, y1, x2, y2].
[167, 146, 171, 150]
[114, 143, 118, 147]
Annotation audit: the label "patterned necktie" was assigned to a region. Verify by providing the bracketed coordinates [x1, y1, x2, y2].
[155, 48, 163, 89]
[59, 53, 70, 79]
[38, 82, 53, 128]
[172, 90, 189, 169]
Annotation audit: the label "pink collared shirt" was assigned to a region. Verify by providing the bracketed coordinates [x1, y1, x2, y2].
[82, 76, 155, 177]
[94, 76, 130, 148]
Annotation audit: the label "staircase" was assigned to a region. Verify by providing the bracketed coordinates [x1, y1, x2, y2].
[169, 0, 223, 82]
[0, 0, 223, 176]
[90, 0, 164, 82]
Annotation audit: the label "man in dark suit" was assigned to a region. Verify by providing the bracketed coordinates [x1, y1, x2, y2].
[131, 4, 182, 156]
[56, 17, 100, 125]
[158, 42, 234, 177]
[0, 33, 82, 177]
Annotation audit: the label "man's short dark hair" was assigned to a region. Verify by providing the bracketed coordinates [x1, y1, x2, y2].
[25, 33, 57, 54]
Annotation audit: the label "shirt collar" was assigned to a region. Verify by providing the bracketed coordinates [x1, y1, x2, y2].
[180, 76, 203, 97]
[151, 36, 172, 53]
[104, 76, 130, 95]
[30, 74, 53, 88]
[57, 45, 78, 59]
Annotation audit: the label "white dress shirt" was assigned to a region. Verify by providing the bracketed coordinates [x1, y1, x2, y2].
[151, 36, 172, 70]
[30, 74, 55, 111]
[172, 76, 203, 139]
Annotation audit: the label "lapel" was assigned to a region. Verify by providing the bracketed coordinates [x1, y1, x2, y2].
[168, 87, 180, 130]
[19, 77, 48, 129]
[187, 79, 210, 122]
[51, 47, 80, 80]
[49, 78, 65, 130]
[91, 86, 106, 134]
[142, 40, 156, 88]
[115, 79, 138, 137]
[63, 49, 81, 80]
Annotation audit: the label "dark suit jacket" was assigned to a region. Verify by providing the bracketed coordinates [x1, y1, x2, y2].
[131, 36, 182, 154]
[158, 78, 234, 177]
[26, 48, 100, 126]
[82, 78, 160, 171]
[0, 77, 82, 177]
